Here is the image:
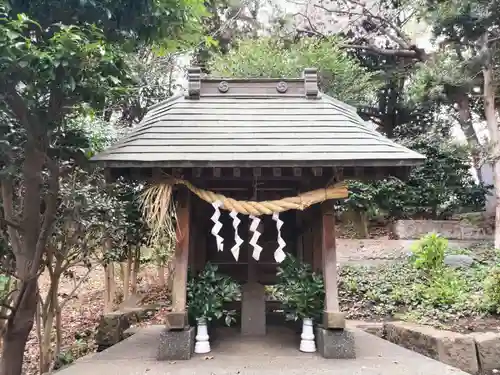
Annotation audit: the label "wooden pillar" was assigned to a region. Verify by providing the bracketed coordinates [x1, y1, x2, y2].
[166, 188, 190, 330]
[312, 217, 322, 272]
[321, 202, 345, 329]
[188, 199, 206, 272]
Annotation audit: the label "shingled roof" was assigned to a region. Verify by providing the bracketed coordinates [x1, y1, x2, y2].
[92, 68, 424, 168]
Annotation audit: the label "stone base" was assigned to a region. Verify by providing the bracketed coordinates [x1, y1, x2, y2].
[157, 327, 195, 361]
[316, 327, 356, 359]
[322, 311, 346, 329]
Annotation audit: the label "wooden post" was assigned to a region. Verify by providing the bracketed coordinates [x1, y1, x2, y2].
[166, 188, 190, 330]
[312, 207, 322, 272]
[321, 202, 345, 329]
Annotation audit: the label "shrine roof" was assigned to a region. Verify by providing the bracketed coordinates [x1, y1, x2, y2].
[92, 68, 425, 168]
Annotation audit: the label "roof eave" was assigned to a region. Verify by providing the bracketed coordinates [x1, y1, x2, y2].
[92, 157, 425, 169]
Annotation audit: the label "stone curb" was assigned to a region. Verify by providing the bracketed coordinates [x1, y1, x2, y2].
[380, 321, 500, 374]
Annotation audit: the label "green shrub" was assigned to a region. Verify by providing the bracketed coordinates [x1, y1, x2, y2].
[276, 254, 324, 321]
[411, 233, 447, 270]
[483, 266, 500, 314]
[422, 269, 466, 307]
[187, 263, 240, 325]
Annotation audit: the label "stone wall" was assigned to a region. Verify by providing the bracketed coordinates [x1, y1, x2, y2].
[393, 220, 493, 241]
[95, 306, 157, 351]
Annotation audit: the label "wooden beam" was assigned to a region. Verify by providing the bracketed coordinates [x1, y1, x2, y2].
[332, 167, 344, 182]
[103, 168, 113, 183]
[321, 202, 345, 329]
[167, 188, 191, 330]
[152, 167, 162, 182]
[312, 167, 323, 177]
[172, 167, 183, 178]
[354, 167, 364, 178]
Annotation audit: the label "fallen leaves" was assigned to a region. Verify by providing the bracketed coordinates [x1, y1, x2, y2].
[23, 264, 167, 375]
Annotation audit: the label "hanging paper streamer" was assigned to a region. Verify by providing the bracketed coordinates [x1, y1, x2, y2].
[272, 212, 286, 263]
[229, 210, 243, 261]
[249, 215, 263, 261]
[211, 200, 224, 252]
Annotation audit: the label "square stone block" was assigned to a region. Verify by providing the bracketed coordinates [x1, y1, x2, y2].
[316, 326, 356, 359]
[157, 326, 195, 361]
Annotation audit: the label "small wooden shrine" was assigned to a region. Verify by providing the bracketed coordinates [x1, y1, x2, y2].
[92, 67, 424, 357]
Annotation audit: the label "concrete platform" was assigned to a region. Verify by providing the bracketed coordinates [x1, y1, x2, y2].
[59, 325, 468, 375]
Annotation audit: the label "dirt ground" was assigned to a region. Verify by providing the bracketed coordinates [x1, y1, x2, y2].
[23, 264, 162, 375]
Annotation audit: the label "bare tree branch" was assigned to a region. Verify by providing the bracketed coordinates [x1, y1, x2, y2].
[293, 12, 326, 37]
[342, 44, 420, 58]
[2, 83, 34, 134]
[32, 155, 59, 276]
[314, 0, 412, 48]
[59, 266, 94, 310]
[0, 217, 22, 233]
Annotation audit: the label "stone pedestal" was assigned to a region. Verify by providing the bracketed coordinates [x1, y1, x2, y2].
[157, 327, 195, 360]
[316, 327, 356, 359]
[241, 282, 266, 336]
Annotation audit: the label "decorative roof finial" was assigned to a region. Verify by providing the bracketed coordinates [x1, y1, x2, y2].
[304, 68, 318, 99]
[187, 67, 201, 99]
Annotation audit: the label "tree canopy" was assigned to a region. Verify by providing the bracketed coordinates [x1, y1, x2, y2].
[209, 37, 382, 106]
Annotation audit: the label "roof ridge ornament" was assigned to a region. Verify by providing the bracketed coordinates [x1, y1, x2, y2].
[304, 68, 319, 99]
[186, 67, 202, 99]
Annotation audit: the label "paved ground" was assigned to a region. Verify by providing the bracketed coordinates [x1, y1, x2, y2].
[59, 325, 468, 375]
[336, 239, 488, 264]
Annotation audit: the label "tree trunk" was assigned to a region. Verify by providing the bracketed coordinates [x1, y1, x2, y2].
[40, 308, 55, 374]
[122, 257, 132, 301]
[482, 39, 500, 249]
[104, 264, 116, 313]
[130, 248, 140, 294]
[55, 305, 62, 360]
[0, 278, 38, 375]
[109, 264, 116, 307]
[35, 297, 43, 372]
[158, 265, 166, 287]
[455, 91, 484, 183]
[39, 277, 59, 374]
[104, 264, 110, 313]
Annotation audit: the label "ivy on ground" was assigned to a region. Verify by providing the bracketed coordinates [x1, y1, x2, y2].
[339, 248, 498, 328]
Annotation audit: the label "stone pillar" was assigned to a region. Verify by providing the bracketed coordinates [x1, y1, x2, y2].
[241, 282, 266, 336]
